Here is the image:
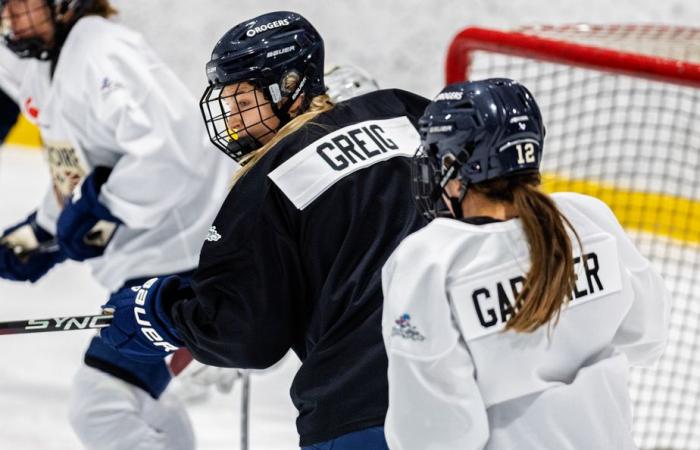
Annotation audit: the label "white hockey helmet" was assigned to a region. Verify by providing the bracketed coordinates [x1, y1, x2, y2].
[324, 64, 380, 102]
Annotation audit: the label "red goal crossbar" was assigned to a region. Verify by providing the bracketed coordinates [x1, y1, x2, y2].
[445, 25, 700, 88]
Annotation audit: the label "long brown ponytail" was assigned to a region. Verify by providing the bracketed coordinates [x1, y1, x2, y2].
[471, 172, 581, 333]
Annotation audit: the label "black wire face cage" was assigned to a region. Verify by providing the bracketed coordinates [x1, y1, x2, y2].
[411, 144, 469, 220]
[411, 145, 445, 221]
[0, 0, 55, 59]
[200, 82, 280, 162]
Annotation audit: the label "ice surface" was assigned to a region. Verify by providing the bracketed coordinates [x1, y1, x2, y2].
[3, 1, 700, 447]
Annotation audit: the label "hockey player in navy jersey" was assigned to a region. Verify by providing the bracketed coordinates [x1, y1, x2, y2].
[0, 1, 235, 448]
[100, 11, 429, 449]
[381, 78, 670, 449]
[168, 62, 383, 406]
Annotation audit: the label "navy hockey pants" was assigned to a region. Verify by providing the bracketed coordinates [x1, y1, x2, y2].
[302, 426, 389, 450]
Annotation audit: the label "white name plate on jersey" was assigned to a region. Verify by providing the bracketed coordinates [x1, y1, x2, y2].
[450, 236, 623, 341]
[269, 116, 420, 210]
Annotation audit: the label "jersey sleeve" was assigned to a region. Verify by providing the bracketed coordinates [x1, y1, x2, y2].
[384, 337, 490, 450]
[170, 170, 303, 369]
[79, 37, 209, 229]
[615, 258, 670, 366]
[0, 45, 25, 104]
[382, 233, 490, 449]
[391, 89, 432, 126]
[381, 230, 462, 358]
[35, 186, 62, 234]
[382, 239, 489, 450]
[573, 194, 670, 366]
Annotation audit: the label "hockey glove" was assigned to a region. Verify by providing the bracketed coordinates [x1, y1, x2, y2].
[56, 167, 122, 261]
[0, 212, 66, 282]
[101, 276, 185, 361]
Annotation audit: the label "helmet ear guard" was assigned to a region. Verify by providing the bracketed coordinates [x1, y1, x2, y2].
[266, 62, 319, 123]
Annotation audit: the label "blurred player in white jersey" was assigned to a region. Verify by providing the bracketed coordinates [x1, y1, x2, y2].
[382, 78, 670, 449]
[0, 1, 235, 448]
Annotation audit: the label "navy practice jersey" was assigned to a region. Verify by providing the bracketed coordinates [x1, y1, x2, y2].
[170, 89, 430, 445]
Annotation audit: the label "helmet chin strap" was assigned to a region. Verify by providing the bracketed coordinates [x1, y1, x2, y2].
[447, 182, 469, 220]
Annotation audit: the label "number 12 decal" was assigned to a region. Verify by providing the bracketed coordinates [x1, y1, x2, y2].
[516, 143, 536, 164]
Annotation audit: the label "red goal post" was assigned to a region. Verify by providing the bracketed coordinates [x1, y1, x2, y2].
[446, 25, 700, 87]
[445, 24, 700, 450]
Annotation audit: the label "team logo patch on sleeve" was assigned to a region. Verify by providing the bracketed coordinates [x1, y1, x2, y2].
[268, 116, 420, 210]
[206, 226, 221, 242]
[392, 313, 426, 341]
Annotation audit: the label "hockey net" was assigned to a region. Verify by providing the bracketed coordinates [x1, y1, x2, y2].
[446, 25, 700, 449]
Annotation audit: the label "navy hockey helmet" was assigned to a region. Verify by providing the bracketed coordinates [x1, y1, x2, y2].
[412, 78, 545, 220]
[0, 0, 94, 60]
[200, 11, 326, 162]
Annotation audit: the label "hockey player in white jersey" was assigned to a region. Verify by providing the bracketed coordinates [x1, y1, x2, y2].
[0, 1, 234, 448]
[382, 78, 670, 449]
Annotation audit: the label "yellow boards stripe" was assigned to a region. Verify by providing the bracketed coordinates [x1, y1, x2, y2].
[5, 115, 41, 148]
[542, 173, 700, 246]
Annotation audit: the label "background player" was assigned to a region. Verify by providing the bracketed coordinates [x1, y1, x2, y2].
[99, 11, 429, 450]
[0, 0, 234, 448]
[381, 78, 669, 449]
[324, 63, 380, 102]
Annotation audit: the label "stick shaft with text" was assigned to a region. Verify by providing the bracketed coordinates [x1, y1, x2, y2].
[0, 314, 113, 335]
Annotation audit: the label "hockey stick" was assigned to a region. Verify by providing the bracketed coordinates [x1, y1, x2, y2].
[12, 239, 60, 260]
[0, 313, 112, 335]
[240, 371, 250, 450]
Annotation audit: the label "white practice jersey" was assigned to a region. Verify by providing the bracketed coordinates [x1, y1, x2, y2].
[382, 192, 669, 450]
[0, 17, 236, 291]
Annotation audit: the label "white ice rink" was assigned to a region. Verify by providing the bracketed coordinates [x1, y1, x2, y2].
[2, 1, 700, 448]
